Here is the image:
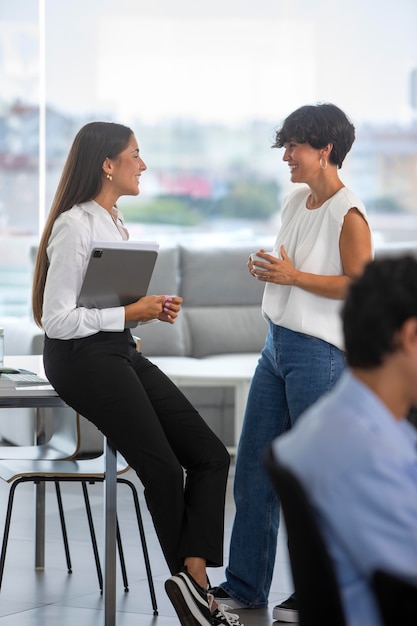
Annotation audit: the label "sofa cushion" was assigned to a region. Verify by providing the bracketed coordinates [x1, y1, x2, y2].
[135, 315, 189, 357]
[1, 316, 44, 355]
[147, 245, 181, 295]
[179, 245, 265, 306]
[129, 246, 189, 356]
[185, 305, 267, 357]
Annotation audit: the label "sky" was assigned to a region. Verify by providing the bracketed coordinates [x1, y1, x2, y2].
[1, 0, 417, 126]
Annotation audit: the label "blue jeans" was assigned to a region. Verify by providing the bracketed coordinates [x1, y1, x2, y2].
[221, 322, 345, 607]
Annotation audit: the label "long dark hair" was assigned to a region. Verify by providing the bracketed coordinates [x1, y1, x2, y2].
[32, 121, 133, 327]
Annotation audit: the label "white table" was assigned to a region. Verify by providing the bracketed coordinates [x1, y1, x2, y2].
[0, 355, 117, 626]
[151, 353, 258, 454]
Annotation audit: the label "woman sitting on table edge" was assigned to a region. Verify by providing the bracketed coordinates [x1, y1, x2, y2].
[32, 120, 242, 626]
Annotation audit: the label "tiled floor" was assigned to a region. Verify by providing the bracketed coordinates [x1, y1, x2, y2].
[0, 462, 294, 625]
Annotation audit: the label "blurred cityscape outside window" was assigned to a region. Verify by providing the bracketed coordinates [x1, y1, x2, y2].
[1, 0, 417, 317]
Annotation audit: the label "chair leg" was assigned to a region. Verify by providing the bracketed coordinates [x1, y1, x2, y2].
[0, 478, 21, 591]
[54, 481, 72, 573]
[116, 516, 129, 592]
[82, 481, 130, 593]
[0, 474, 157, 612]
[81, 481, 103, 593]
[117, 477, 158, 615]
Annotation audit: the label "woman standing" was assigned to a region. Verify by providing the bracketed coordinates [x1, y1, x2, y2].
[32, 121, 239, 626]
[211, 103, 373, 623]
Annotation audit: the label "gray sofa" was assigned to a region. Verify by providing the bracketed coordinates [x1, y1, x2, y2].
[135, 244, 268, 445]
[0, 244, 269, 450]
[2, 240, 417, 452]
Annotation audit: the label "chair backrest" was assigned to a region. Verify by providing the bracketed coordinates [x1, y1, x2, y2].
[264, 445, 346, 626]
[0, 408, 80, 461]
[42, 408, 81, 459]
[373, 570, 417, 626]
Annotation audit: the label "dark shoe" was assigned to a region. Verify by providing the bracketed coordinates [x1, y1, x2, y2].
[209, 586, 247, 610]
[165, 568, 212, 626]
[211, 602, 244, 625]
[272, 593, 299, 623]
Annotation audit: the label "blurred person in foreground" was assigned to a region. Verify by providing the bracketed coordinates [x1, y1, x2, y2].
[210, 103, 373, 623]
[272, 255, 417, 626]
[32, 121, 241, 626]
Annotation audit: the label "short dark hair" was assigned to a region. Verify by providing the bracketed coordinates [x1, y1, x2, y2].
[342, 255, 417, 368]
[273, 103, 355, 168]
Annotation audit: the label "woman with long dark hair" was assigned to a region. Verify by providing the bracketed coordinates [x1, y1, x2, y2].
[32, 121, 238, 626]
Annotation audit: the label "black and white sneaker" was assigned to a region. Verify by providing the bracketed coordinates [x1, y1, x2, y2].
[165, 568, 212, 626]
[272, 593, 299, 623]
[210, 602, 244, 625]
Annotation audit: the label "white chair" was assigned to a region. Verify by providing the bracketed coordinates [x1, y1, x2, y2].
[0, 408, 81, 582]
[0, 339, 157, 613]
[0, 406, 80, 461]
[0, 449, 158, 615]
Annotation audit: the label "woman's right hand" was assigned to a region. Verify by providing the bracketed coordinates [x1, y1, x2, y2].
[124, 295, 168, 324]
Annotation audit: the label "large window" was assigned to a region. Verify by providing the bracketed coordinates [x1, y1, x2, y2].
[1, 0, 417, 316]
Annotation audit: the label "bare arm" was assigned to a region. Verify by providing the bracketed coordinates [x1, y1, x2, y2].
[251, 208, 372, 300]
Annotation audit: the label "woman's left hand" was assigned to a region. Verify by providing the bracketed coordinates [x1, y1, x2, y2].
[255, 245, 296, 285]
[158, 295, 183, 323]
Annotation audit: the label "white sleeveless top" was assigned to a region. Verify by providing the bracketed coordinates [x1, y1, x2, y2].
[262, 186, 369, 350]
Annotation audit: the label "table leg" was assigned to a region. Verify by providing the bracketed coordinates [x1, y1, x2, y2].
[104, 438, 117, 626]
[34, 407, 46, 569]
[34, 482, 46, 569]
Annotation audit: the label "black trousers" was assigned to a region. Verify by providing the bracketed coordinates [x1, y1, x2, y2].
[44, 330, 230, 574]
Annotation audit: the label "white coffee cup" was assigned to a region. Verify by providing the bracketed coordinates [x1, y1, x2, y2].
[250, 252, 273, 271]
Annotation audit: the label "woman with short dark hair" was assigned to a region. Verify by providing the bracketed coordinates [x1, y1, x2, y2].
[211, 103, 373, 623]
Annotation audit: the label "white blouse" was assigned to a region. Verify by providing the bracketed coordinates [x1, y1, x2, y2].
[42, 200, 129, 340]
[262, 186, 369, 350]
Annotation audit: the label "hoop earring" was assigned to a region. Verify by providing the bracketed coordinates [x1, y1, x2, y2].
[106, 173, 113, 181]
[319, 157, 328, 170]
